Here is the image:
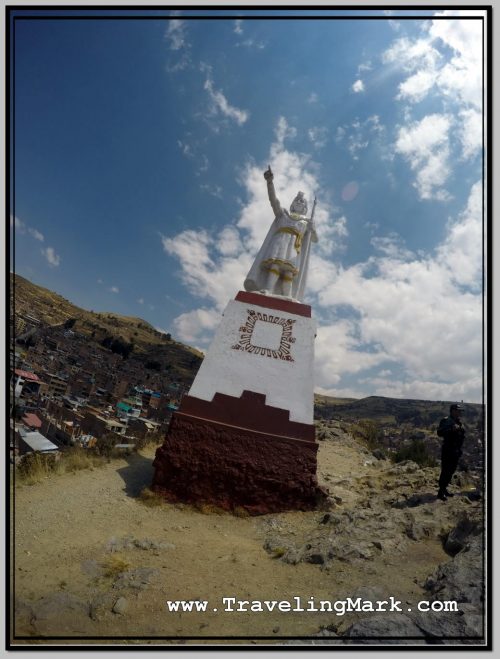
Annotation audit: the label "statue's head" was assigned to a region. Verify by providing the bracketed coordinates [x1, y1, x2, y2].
[290, 191, 308, 216]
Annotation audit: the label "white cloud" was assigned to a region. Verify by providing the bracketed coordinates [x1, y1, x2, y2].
[371, 232, 415, 260]
[459, 108, 482, 160]
[172, 307, 221, 344]
[357, 61, 372, 74]
[200, 183, 223, 199]
[308, 126, 329, 149]
[274, 116, 297, 148]
[41, 246, 60, 267]
[178, 138, 210, 175]
[232, 20, 265, 49]
[429, 10, 484, 110]
[13, 216, 26, 233]
[177, 140, 193, 157]
[364, 221, 380, 234]
[165, 18, 187, 51]
[137, 298, 144, 304]
[164, 14, 191, 72]
[314, 181, 482, 401]
[397, 69, 436, 102]
[216, 227, 242, 257]
[307, 92, 319, 104]
[29, 228, 44, 242]
[203, 73, 249, 126]
[436, 180, 482, 289]
[381, 13, 484, 199]
[394, 114, 453, 200]
[109, 286, 119, 294]
[13, 215, 44, 242]
[383, 36, 442, 73]
[351, 79, 365, 93]
[236, 38, 265, 50]
[336, 115, 384, 161]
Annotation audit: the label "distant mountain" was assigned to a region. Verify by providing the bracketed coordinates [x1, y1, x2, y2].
[315, 394, 483, 429]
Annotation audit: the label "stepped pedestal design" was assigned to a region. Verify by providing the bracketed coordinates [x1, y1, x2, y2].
[152, 291, 324, 514]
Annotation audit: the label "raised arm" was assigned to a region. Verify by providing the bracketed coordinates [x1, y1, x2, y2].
[264, 166, 282, 217]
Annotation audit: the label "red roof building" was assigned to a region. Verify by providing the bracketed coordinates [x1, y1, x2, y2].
[22, 413, 42, 429]
[15, 369, 40, 382]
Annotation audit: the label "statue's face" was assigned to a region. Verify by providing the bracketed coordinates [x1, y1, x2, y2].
[290, 192, 307, 215]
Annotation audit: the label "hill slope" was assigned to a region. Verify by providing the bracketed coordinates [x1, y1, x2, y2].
[12, 273, 203, 383]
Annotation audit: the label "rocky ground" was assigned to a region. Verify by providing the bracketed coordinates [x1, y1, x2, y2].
[11, 420, 485, 647]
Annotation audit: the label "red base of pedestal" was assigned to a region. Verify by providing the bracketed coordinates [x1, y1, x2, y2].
[152, 392, 324, 515]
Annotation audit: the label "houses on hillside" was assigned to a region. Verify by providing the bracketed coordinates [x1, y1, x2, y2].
[10, 316, 189, 463]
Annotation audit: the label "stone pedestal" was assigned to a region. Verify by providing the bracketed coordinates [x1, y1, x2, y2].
[152, 291, 323, 514]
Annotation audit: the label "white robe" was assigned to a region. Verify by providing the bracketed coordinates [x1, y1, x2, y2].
[244, 209, 316, 302]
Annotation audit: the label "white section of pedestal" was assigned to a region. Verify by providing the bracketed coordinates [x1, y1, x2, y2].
[188, 298, 316, 424]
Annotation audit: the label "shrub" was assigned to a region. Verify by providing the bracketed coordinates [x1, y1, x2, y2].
[393, 439, 437, 467]
[16, 452, 61, 484]
[101, 554, 130, 578]
[95, 433, 116, 459]
[351, 420, 384, 450]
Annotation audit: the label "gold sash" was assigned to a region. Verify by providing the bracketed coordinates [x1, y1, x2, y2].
[276, 227, 303, 253]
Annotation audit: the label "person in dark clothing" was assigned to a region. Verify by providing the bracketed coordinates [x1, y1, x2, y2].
[436, 404, 465, 501]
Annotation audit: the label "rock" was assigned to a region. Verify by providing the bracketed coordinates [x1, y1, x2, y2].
[444, 515, 481, 556]
[349, 585, 389, 602]
[372, 449, 386, 461]
[107, 536, 175, 553]
[314, 627, 339, 638]
[14, 599, 35, 633]
[31, 592, 90, 621]
[424, 536, 483, 608]
[112, 597, 128, 615]
[28, 592, 95, 635]
[89, 592, 115, 621]
[306, 553, 325, 565]
[113, 567, 159, 591]
[411, 608, 481, 638]
[344, 613, 425, 639]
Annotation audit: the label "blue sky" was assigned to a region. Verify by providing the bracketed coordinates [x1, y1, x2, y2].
[11, 7, 486, 403]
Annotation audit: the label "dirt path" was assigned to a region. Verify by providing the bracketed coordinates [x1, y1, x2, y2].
[12, 438, 454, 642]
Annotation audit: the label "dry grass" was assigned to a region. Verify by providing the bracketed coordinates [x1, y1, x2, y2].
[232, 506, 251, 518]
[16, 452, 62, 485]
[101, 554, 131, 579]
[193, 502, 227, 516]
[138, 487, 165, 507]
[16, 447, 107, 485]
[62, 447, 103, 473]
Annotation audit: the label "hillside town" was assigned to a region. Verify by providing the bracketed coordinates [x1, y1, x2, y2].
[10, 272, 484, 475]
[11, 309, 197, 462]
